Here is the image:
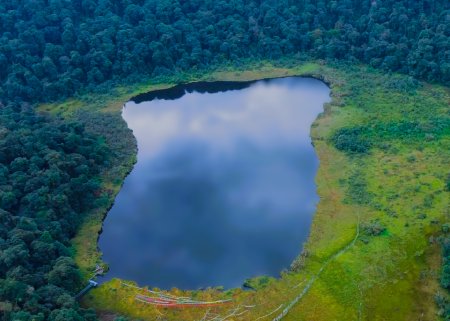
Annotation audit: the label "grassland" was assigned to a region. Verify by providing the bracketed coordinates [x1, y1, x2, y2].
[39, 61, 449, 320]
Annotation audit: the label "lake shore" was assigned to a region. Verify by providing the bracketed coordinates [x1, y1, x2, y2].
[39, 60, 448, 321]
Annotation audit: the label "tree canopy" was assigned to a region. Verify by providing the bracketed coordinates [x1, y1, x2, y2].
[0, 0, 448, 105]
[0, 104, 107, 320]
[0, 0, 449, 320]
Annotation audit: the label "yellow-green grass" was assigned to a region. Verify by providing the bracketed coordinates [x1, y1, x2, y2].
[37, 61, 321, 116]
[40, 61, 449, 320]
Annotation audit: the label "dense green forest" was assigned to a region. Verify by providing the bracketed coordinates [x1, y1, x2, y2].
[0, 105, 107, 320]
[0, 0, 449, 104]
[0, 0, 449, 320]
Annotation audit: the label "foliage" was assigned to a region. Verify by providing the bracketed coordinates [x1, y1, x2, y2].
[344, 168, 374, 206]
[0, 105, 106, 320]
[332, 126, 371, 154]
[361, 220, 386, 236]
[0, 0, 448, 105]
[332, 118, 450, 154]
[440, 228, 450, 290]
[437, 221, 450, 320]
[243, 276, 275, 290]
[435, 292, 450, 320]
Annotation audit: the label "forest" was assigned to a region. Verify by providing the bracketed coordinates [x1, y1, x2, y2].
[0, 0, 448, 104]
[0, 0, 449, 320]
[0, 105, 106, 320]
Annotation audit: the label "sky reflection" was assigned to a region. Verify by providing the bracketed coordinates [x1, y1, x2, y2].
[99, 77, 330, 289]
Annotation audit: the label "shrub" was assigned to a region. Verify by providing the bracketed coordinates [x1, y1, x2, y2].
[362, 220, 386, 236]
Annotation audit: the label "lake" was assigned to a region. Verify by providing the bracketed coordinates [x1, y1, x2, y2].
[98, 77, 331, 289]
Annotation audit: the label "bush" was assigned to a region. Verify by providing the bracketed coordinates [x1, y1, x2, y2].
[362, 220, 386, 236]
[332, 127, 371, 154]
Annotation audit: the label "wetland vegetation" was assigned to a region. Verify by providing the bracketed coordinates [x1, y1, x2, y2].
[0, 0, 448, 320]
[67, 62, 450, 321]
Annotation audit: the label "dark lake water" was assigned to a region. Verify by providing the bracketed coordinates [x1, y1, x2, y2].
[98, 77, 330, 289]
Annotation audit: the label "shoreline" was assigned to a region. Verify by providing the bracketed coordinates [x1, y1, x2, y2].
[96, 75, 331, 291]
[40, 60, 447, 320]
[67, 62, 331, 282]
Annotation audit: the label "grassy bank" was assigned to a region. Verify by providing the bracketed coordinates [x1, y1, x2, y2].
[40, 61, 449, 320]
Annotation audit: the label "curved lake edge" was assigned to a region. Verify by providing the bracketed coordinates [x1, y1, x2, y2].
[95, 75, 333, 290]
[130, 75, 333, 104]
[67, 62, 446, 321]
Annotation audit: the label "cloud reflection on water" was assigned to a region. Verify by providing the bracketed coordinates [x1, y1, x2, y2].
[99, 77, 330, 289]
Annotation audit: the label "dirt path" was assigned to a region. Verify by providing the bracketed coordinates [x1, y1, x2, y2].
[271, 212, 361, 321]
